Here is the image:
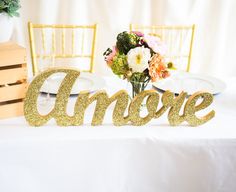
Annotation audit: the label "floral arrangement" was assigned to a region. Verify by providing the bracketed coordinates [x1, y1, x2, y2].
[104, 31, 170, 97]
[0, 0, 21, 17]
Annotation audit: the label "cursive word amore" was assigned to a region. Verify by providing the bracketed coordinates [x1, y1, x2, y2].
[24, 68, 215, 127]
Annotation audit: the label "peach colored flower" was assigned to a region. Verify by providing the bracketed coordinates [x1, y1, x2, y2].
[149, 54, 170, 82]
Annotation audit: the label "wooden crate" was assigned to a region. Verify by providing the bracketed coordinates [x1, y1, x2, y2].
[0, 42, 28, 119]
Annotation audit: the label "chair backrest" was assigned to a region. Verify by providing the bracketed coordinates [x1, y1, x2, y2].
[28, 22, 97, 75]
[130, 24, 195, 72]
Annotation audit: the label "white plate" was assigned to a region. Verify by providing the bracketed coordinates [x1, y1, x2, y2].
[152, 71, 226, 95]
[40, 72, 106, 95]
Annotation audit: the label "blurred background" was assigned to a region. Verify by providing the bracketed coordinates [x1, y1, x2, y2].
[9, 0, 236, 77]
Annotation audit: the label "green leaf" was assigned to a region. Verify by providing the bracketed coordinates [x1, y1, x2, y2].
[116, 31, 140, 54]
[0, 0, 21, 17]
[111, 54, 129, 75]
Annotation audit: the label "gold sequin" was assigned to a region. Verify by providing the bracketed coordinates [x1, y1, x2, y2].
[24, 68, 215, 127]
[184, 91, 215, 126]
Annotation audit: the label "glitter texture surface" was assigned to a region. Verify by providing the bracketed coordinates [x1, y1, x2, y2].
[24, 68, 215, 127]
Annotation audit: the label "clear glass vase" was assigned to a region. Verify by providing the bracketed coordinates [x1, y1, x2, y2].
[129, 78, 150, 99]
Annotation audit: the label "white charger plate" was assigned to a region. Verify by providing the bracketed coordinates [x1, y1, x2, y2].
[152, 71, 226, 95]
[40, 72, 105, 95]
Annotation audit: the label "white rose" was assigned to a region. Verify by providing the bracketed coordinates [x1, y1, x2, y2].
[127, 47, 151, 73]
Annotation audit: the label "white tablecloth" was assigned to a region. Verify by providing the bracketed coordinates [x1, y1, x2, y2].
[0, 76, 236, 192]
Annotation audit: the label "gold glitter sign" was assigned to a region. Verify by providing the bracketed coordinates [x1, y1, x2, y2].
[24, 68, 215, 127]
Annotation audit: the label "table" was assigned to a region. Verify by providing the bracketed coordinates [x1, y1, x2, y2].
[0, 76, 236, 192]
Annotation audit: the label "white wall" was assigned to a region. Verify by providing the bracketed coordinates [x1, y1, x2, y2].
[11, 0, 236, 77]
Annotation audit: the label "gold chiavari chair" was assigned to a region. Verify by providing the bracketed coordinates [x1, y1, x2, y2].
[130, 24, 195, 72]
[28, 22, 97, 76]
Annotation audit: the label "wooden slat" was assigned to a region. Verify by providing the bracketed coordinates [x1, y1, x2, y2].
[0, 83, 28, 102]
[0, 101, 24, 119]
[0, 42, 28, 119]
[0, 66, 27, 85]
[0, 42, 26, 67]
